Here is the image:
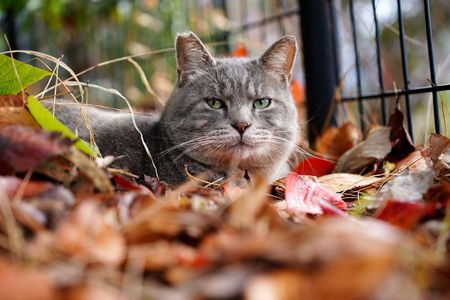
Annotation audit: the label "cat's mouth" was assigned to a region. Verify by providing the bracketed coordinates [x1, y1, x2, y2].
[234, 140, 254, 149]
[227, 140, 256, 159]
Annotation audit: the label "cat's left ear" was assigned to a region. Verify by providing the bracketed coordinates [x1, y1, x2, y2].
[175, 32, 216, 83]
[259, 36, 297, 85]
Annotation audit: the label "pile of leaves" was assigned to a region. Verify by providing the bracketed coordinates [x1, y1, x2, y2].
[1, 54, 450, 300]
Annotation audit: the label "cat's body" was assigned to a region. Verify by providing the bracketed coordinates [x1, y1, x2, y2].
[51, 33, 299, 185]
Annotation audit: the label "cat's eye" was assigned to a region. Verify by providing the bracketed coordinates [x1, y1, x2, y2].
[206, 98, 225, 109]
[253, 98, 271, 109]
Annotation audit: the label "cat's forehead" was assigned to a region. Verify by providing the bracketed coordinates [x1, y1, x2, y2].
[214, 58, 256, 75]
[207, 58, 271, 97]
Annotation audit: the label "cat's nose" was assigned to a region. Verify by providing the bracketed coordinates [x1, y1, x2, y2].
[231, 122, 251, 135]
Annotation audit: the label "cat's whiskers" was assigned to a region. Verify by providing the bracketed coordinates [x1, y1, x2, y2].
[156, 135, 215, 160]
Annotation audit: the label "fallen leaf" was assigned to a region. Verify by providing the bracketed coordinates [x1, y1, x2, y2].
[12, 202, 47, 232]
[0, 107, 40, 128]
[0, 259, 59, 300]
[377, 170, 435, 202]
[0, 94, 25, 107]
[62, 282, 125, 300]
[55, 201, 125, 266]
[228, 177, 274, 230]
[315, 122, 361, 158]
[252, 219, 424, 300]
[283, 172, 347, 215]
[334, 127, 392, 174]
[0, 176, 54, 199]
[65, 147, 113, 193]
[144, 175, 171, 197]
[386, 106, 416, 161]
[0, 125, 72, 174]
[394, 150, 429, 173]
[294, 156, 336, 177]
[426, 134, 450, 163]
[35, 156, 78, 185]
[318, 173, 383, 193]
[376, 200, 428, 229]
[124, 205, 215, 244]
[128, 241, 208, 271]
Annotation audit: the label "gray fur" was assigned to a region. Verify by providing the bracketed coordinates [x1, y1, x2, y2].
[51, 33, 299, 185]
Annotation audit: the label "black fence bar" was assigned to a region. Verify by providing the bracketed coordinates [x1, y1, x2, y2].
[349, 0, 365, 132]
[300, 0, 338, 143]
[423, 0, 441, 134]
[371, 0, 387, 125]
[341, 83, 450, 102]
[327, 0, 340, 85]
[396, 0, 414, 138]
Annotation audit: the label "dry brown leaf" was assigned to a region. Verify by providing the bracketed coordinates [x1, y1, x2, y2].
[55, 201, 125, 266]
[65, 146, 113, 193]
[227, 177, 276, 231]
[0, 125, 73, 174]
[0, 176, 54, 199]
[334, 127, 392, 173]
[315, 122, 361, 158]
[0, 259, 59, 300]
[394, 150, 429, 173]
[318, 173, 384, 193]
[245, 270, 311, 300]
[377, 170, 435, 202]
[63, 282, 125, 300]
[425, 134, 450, 163]
[0, 94, 26, 107]
[128, 241, 207, 272]
[12, 202, 47, 232]
[124, 204, 215, 244]
[269, 219, 423, 300]
[0, 107, 39, 128]
[36, 156, 78, 185]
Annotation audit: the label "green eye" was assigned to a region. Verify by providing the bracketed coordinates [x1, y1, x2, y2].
[253, 98, 271, 109]
[206, 98, 225, 109]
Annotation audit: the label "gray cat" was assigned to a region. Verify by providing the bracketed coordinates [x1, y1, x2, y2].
[51, 32, 299, 185]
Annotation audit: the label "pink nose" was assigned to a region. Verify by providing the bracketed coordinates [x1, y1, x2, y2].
[232, 122, 251, 134]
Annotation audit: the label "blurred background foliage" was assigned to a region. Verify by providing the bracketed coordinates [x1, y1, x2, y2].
[0, 0, 449, 141]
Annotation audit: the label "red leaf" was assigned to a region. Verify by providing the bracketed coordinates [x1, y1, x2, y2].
[0, 176, 54, 199]
[290, 80, 304, 104]
[233, 42, 248, 57]
[295, 156, 336, 177]
[113, 174, 152, 194]
[0, 125, 72, 174]
[376, 200, 427, 229]
[285, 172, 347, 216]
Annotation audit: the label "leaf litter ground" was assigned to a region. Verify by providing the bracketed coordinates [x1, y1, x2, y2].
[1, 92, 450, 300]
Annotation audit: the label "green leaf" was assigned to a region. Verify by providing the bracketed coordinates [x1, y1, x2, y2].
[26, 96, 98, 157]
[0, 54, 51, 95]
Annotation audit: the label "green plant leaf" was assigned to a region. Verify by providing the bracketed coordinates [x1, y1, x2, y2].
[26, 96, 98, 157]
[0, 54, 51, 95]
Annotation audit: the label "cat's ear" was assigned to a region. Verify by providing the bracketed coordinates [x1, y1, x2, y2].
[175, 32, 215, 82]
[258, 36, 297, 84]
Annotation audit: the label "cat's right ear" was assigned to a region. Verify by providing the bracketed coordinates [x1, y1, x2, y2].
[175, 32, 215, 83]
[258, 36, 297, 85]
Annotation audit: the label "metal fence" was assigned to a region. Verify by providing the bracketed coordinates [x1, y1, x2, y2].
[218, 0, 450, 143]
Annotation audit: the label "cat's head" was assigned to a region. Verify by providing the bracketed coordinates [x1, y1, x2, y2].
[161, 32, 298, 175]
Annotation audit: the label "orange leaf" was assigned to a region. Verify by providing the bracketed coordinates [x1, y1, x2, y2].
[233, 42, 248, 57]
